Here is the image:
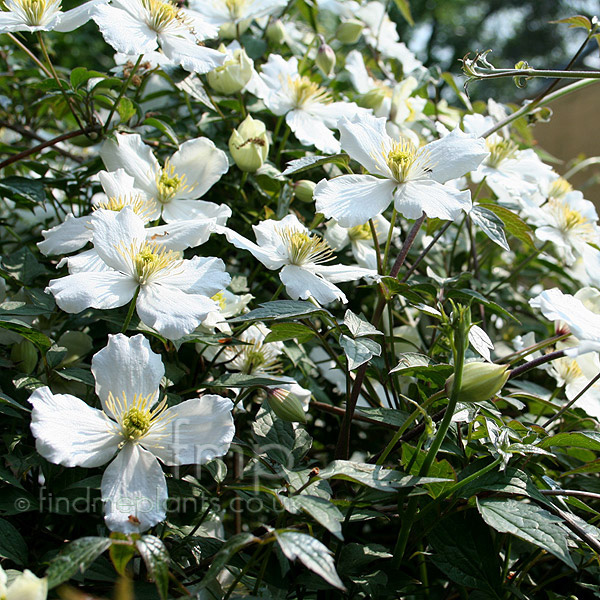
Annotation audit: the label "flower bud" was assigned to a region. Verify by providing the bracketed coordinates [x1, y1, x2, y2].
[4, 569, 48, 600]
[11, 340, 37, 374]
[445, 362, 509, 403]
[294, 180, 316, 203]
[358, 87, 388, 110]
[336, 19, 363, 44]
[206, 45, 253, 95]
[267, 19, 286, 45]
[316, 38, 336, 77]
[266, 388, 307, 423]
[219, 18, 252, 39]
[229, 115, 269, 172]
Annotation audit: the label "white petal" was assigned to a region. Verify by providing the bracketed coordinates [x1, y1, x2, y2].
[29, 387, 119, 468]
[54, 0, 107, 32]
[93, 4, 158, 55]
[286, 109, 340, 153]
[38, 214, 92, 256]
[92, 333, 164, 416]
[143, 395, 234, 465]
[102, 444, 167, 533]
[136, 283, 219, 339]
[338, 113, 393, 176]
[162, 199, 231, 224]
[170, 137, 229, 198]
[97, 168, 140, 200]
[426, 127, 489, 184]
[316, 263, 379, 284]
[164, 255, 230, 295]
[64, 248, 111, 273]
[0, 12, 28, 32]
[47, 270, 137, 313]
[280, 264, 346, 304]
[160, 33, 227, 74]
[314, 175, 396, 228]
[219, 226, 286, 270]
[100, 133, 160, 195]
[352, 239, 378, 270]
[146, 220, 214, 250]
[393, 180, 472, 221]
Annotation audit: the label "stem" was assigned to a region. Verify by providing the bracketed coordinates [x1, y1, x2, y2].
[104, 54, 143, 132]
[507, 349, 565, 380]
[402, 221, 452, 282]
[543, 371, 600, 428]
[369, 218, 383, 275]
[7, 33, 51, 77]
[121, 287, 140, 333]
[382, 208, 397, 272]
[495, 333, 569, 365]
[488, 241, 549, 294]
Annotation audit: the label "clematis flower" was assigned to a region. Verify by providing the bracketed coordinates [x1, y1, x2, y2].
[218, 214, 378, 304]
[0, 0, 104, 33]
[46, 207, 230, 340]
[529, 287, 600, 356]
[101, 132, 231, 224]
[93, 0, 226, 74]
[247, 54, 371, 154]
[29, 333, 235, 533]
[314, 113, 488, 228]
[189, 0, 287, 39]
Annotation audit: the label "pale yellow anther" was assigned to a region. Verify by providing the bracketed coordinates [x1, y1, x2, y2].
[156, 161, 191, 204]
[348, 223, 372, 241]
[117, 240, 183, 285]
[289, 76, 331, 108]
[279, 227, 333, 266]
[486, 138, 518, 168]
[142, 0, 187, 32]
[386, 139, 419, 182]
[93, 194, 153, 221]
[212, 291, 227, 310]
[10, 0, 61, 25]
[224, 0, 248, 18]
[547, 198, 595, 238]
[548, 177, 573, 201]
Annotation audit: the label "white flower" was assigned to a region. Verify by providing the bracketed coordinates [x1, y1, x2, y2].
[189, 0, 287, 38]
[314, 113, 488, 228]
[101, 132, 231, 224]
[46, 207, 230, 340]
[0, 566, 47, 600]
[0, 0, 104, 33]
[39, 169, 223, 264]
[93, 0, 226, 74]
[29, 333, 235, 533]
[324, 214, 397, 270]
[248, 54, 371, 153]
[529, 287, 600, 356]
[219, 214, 378, 304]
[201, 288, 253, 333]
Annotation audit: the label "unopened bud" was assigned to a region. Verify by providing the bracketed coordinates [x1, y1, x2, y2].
[445, 362, 509, 403]
[229, 115, 269, 172]
[207, 45, 253, 95]
[358, 87, 388, 110]
[219, 18, 252, 39]
[336, 19, 363, 44]
[294, 180, 316, 203]
[316, 37, 336, 77]
[11, 340, 37, 374]
[267, 19, 286, 45]
[266, 388, 307, 423]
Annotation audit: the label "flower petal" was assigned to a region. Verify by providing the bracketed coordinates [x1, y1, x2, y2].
[93, 4, 158, 55]
[38, 214, 92, 256]
[393, 180, 471, 221]
[47, 270, 137, 313]
[29, 386, 120, 468]
[315, 263, 379, 284]
[146, 220, 215, 251]
[92, 333, 164, 417]
[286, 109, 340, 154]
[54, 0, 108, 32]
[314, 175, 396, 228]
[159, 33, 227, 74]
[218, 226, 287, 270]
[280, 264, 346, 304]
[101, 444, 167, 533]
[163, 255, 230, 295]
[162, 199, 231, 224]
[143, 395, 235, 465]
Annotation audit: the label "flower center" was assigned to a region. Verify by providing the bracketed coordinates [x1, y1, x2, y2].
[289, 76, 331, 108]
[8, 0, 60, 25]
[212, 291, 227, 310]
[156, 161, 190, 204]
[279, 227, 333, 266]
[122, 406, 152, 439]
[348, 223, 372, 241]
[224, 0, 247, 18]
[142, 0, 184, 31]
[551, 357, 583, 385]
[117, 240, 182, 285]
[547, 198, 595, 237]
[486, 138, 518, 168]
[94, 195, 152, 220]
[386, 139, 419, 182]
[548, 177, 572, 201]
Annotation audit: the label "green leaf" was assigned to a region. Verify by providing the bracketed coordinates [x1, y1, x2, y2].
[117, 97, 136, 122]
[338, 543, 392, 576]
[56, 367, 95, 386]
[275, 530, 345, 590]
[552, 14, 592, 31]
[0, 176, 46, 206]
[317, 460, 451, 492]
[470, 205, 510, 251]
[538, 431, 600, 452]
[70, 67, 105, 88]
[210, 373, 289, 388]
[339, 334, 381, 370]
[0, 320, 52, 353]
[0, 518, 28, 565]
[390, 352, 433, 372]
[355, 406, 410, 427]
[430, 511, 502, 596]
[198, 533, 257, 588]
[264, 322, 316, 343]
[343, 310, 382, 337]
[393, 0, 414, 26]
[282, 153, 348, 176]
[231, 300, 331, 322]
[2, 247, 49, 284]
[284, 495, 344, 540]
[143, 117, 179, 145]
[46, 537, 112, 588]
[136, 535, 170, 600]
[477, 498, 576, 569]
[109, 533, 138, 576]
[479, 203, 534, 248]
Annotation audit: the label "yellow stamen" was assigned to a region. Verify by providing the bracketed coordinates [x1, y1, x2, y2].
[212, 291, 227, 310]
[279, 227, 333, 266]
[9, 0, 60, 26]
[548, 177, 572, 201]
[117, 240, 183, 285]
[141, 0, 186, 32]
[289, 76, 331, 108]
[224, 0, 248, 18]
[156, 161, 191, 204]
[348, 223, 372, 241]
[93, 194, 153, 221]
[386, 139, 419, 182]
[547, 198, 595, 237]
[486, 138, 518, 168]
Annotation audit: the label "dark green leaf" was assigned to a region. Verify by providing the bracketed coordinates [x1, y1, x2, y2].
[0, 518, 28, 565]
[282, 153, 349, 176]
[136, 535, 170, 600]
